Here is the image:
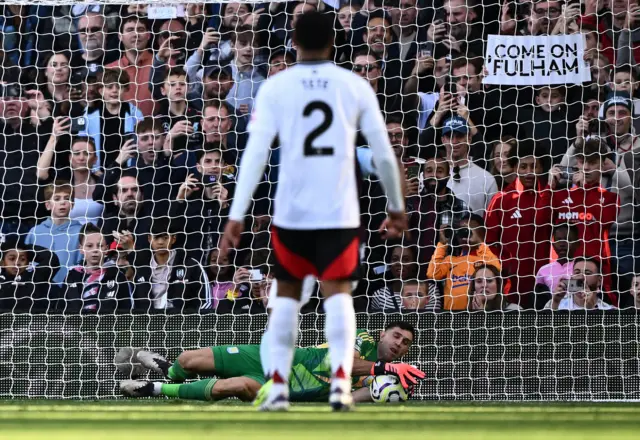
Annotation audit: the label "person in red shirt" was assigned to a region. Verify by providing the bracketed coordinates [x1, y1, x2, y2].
[545, 139, 620, 304]
[485, 139, 551, 307]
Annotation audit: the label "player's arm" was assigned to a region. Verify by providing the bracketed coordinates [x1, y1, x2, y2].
[357, 82, 406, 233]
[227, 83, 278, 224]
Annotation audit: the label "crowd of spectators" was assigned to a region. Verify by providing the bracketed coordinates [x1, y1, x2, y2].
[1, 0, 640, 315]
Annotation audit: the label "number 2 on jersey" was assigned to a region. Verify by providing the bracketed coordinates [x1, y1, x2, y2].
[303, 101, 334, 156]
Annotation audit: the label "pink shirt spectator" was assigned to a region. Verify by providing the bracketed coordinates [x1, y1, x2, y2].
[535, 261, 575, 293]
[208, 282, 236, 310]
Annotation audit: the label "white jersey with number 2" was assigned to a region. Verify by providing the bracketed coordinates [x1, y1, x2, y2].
[229, 61, 404, 231]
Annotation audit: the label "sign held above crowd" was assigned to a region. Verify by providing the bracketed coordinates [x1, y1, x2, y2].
[483, 34, 591, 86]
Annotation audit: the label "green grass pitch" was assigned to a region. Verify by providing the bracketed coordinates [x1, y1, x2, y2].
[1, 400, 640, 440]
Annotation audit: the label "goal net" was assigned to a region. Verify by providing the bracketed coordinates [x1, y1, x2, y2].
[0, 0, 639, 401]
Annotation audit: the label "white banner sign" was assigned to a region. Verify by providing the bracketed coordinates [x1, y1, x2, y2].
[483, 34, 591, 86]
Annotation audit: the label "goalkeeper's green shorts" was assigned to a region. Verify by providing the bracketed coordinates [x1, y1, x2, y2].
[211, 344, 266, 385]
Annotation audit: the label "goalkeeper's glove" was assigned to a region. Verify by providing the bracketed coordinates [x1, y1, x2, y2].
[370, 361, 425, 389]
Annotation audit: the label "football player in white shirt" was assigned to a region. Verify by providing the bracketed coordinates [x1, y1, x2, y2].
[221, 12, 408, 411]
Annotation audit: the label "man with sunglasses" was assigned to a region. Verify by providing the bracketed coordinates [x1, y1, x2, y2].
[71, 11, 117, 70]
[442, 115, 497, 217]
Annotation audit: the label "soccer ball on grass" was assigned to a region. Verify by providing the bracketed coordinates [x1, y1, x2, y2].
[369, 375, 409, 403]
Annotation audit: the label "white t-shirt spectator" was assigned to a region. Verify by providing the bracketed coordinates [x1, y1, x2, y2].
[447, 161, 498, 217]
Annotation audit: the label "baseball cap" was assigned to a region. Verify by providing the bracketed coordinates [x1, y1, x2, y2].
[602, 92, 633, 115]
[441, 116, 469, 135]
[203, 63, 232, 79]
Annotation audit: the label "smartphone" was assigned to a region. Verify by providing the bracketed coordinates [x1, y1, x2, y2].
[201, 174, 217, 187]
[70, 116, 86, 134]
[567, 278, 584, 294]
[249, 269, 264, 282]
[417, 41, 434, 57]
[406, 163, 421, 180]
[123, 133, 137, 145]
[558, 166, 577, 185]
[0, 84, 22, 99]
[444, 80, 457, 96]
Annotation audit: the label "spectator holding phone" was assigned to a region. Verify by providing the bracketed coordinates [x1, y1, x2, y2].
[467, 264, 520, 311]
[171, 146, 234, 262]
[216, 249, 272, 315]
[427, 214, 501, 311]
[159, 67, 203, 161]
[0, 81, 53, 234]
[534, 224, 580, 309]
[81, 68, 143, 169]
[37, 133, 104, 225]
[545, 257, 615, 310]
[114, 118, 186, 211]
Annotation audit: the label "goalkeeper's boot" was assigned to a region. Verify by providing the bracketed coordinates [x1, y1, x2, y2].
[136, 350, 171, 378]
[120, 380, 157, 398]
[254, 380, 289, 412]
[329, 386, 354, 412]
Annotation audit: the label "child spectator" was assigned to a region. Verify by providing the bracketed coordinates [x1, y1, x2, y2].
[129, 219, 209, 313]
[369, 243, 420, 311]
[534, 224, 580, 309]
[400, 280, 438, 312]
[467, 264, 520, 311]
[25, 181, 83, 285]
[82, 68, 143, 168]
[62, 224, 131, 314]
[427, 214, 501, 311]
[201, 247, 235, 310]
[159, 66, 203, 160]
[0, 235, 57, 313]
[626, 274, 640, 309]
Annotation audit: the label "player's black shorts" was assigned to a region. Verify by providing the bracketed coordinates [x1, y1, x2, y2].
[271, 226, 360, 282]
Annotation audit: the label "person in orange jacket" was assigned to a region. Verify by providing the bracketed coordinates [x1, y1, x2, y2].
[427, 214, 501, 311]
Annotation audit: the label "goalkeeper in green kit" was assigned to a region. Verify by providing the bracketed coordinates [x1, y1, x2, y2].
[119, 321, 423, 403]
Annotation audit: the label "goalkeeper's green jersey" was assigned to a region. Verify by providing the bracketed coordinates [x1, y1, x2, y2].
[289, 328, 378, 402]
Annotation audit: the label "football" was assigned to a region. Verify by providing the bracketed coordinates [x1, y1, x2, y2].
[369, 375, 409, 403]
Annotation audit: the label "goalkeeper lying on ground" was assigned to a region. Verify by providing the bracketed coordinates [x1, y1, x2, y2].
[119, 321, 421, 403]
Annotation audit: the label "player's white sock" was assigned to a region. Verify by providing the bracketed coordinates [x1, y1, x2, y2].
[259, 326, 272, 378]
[324, 293, 356, 393]
[266, 296, 299, 397]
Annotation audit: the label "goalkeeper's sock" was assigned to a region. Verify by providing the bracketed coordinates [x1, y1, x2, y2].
[324, 293, 356, 393]
[167, 359, 196, 382]
[267, 296, 299, 397]
[160, 379, 218, 401]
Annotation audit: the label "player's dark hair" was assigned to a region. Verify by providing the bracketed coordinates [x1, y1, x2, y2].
[575, 138, 608, 164]
[79, 223, 102, 246]
[574, 256, 602, 274]
[384, 321, 416, 341]
[553, 223, 579, 240]
[120, 15, 149, 34]
[507, 139, 536, 168]
[293, 11, 334, 51]
[195, 143, 224, 164]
